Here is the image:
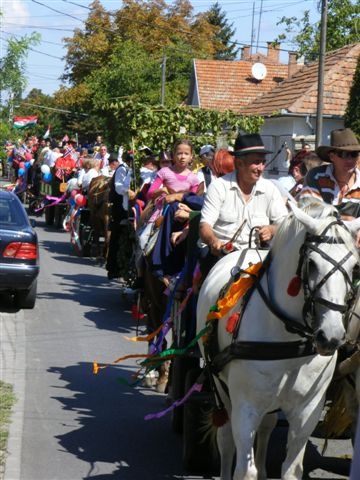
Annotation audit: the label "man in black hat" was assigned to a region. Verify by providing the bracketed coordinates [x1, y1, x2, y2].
[106, 150, 136, 280]
[199, 133, 287, 272]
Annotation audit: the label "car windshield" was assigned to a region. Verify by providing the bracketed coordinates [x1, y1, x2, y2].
[0, 195, 28, 228]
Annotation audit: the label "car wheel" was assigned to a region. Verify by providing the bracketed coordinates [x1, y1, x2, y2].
[171, 356, 199, 434]
[183, 367, 220, 474]
[15, 280, 37, 309]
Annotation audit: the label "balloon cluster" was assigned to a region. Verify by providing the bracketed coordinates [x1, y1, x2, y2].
[17, 158, 33, 177]
[41, 164, 52, 183]
[68, 189, 86, 207]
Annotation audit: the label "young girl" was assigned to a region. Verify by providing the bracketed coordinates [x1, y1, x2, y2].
[147, 139, 199, 201]
[136, 140, 198, 287]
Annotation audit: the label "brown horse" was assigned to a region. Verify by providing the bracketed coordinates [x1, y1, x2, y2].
[87, 175, 111, 260]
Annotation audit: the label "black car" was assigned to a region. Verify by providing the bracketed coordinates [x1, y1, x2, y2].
[0, 190, 39, 308]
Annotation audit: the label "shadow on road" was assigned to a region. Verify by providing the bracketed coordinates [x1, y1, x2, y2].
[266, 425, 351, 479]
[49, 361, 186, 480]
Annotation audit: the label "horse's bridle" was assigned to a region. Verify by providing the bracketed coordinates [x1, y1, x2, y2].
[295, 220, 358, 333]
[205, 217, 359, 375]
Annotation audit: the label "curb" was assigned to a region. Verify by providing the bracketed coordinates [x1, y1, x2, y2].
[0, 311, 25, 480]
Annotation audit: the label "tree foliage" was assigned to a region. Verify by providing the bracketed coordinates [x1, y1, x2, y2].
[275, 0, 360, 61]
[0, 33, 40, 101]
[61, 0, 236, 111]
[207, 2, 240, 60]
[101, 99, 263, 159]
[344, 53, 360, 137]
[62, 0, 113, 85]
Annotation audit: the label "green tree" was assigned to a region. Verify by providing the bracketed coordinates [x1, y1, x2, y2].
[207, 1, 239, 60]
[62, 0, 113, 85]
[275, 0, 360, 61]
[62, 0, 220, 110]
[344, 54, 360, 136]
[100, 99, 263, 159]
[0, 33, 40, 102]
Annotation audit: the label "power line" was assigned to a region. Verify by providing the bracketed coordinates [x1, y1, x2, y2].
[30, 0, 86, 23]
[17, 101, 89, 117]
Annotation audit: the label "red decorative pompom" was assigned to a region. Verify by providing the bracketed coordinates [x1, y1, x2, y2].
[226, 312, 240, 334]
[222, 242, 234, 255]
[213, 407, 229, 427]
[131, 304, 145, 320]
[287, 276, 301, 296]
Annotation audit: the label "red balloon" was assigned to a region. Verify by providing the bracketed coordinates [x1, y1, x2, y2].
[19, 162, 25, 168]
[71, 189, 79, 198]
[75, 194, 86, 207]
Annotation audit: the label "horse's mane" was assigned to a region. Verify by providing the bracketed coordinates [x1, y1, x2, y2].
[272, 199, 359, 261]
[88, 175, 110, 195]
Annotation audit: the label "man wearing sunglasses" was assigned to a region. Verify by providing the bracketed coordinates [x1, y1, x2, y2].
[299, 128, 360, 245]
[299, 128, 360, 211]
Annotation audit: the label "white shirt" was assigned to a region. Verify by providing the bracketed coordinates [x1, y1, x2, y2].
[197, 167, 216, 193]
[277, 174, 296, 191]
[114, 161, 132, 211]
[95, 152, 110, 168]
[44, 150, 62, 168]
[140, 166, 157, 187]
[200, 171, 288, 248]
[82, 168, 99, 191]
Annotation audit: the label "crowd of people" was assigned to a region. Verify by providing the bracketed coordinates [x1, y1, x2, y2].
[2, 128, 360, 287]
[1, 127, 360, 396]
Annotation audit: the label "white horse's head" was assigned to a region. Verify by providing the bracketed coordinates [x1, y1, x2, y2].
[284, 200, 360, 355]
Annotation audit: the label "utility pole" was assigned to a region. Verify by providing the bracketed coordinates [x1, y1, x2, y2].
[8, 91, 14, 124]
[250, 2, 255, 56]
[160, 56, 166, 106]
[315, 0, 328, 148]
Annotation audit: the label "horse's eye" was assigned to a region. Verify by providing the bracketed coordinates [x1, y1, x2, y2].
[307, 259, 317, 273]
[353, 264, 360, 288]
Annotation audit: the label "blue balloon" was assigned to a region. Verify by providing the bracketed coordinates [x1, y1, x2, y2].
[69, 197, 75, 207]
[25, 161, 31, 169]
[18, 167, 25, 176]
[43, 172, 52, 182]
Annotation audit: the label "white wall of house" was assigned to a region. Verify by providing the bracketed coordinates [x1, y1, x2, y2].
[259, 115, 344, 178]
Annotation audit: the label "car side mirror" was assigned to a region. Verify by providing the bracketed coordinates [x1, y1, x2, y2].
[30, 219, 36, 228]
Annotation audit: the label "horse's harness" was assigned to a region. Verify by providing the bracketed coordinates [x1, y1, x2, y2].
[205, 218, 359, 375]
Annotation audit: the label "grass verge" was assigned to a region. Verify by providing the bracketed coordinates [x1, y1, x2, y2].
[0, 381, 16, 470]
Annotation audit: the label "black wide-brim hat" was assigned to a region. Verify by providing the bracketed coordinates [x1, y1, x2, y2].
[316, 128, 360, 161]
[231, 133, 272, 157]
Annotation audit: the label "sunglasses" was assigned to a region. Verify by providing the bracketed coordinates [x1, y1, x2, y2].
[333, 150, 359, 159]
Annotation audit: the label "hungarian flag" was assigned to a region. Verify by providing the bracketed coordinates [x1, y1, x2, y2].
[13, 116, 38, 129]
[43, 125, 51, 139]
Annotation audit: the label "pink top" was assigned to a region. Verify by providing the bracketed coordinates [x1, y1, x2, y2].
[147, 166, 199, 200]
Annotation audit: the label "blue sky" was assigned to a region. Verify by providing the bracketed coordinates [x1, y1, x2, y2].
[0, 0, 320, 96]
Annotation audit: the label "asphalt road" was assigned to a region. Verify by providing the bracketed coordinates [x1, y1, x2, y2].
[0, 213, 353, 480]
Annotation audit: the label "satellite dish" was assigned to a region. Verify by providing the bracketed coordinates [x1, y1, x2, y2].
[252, 62, 267, 81]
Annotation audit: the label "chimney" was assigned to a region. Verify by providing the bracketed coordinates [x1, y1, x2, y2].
[267, 42, 280, 63]
[288, 51, 298, 78]
[242, 45, 251, 60]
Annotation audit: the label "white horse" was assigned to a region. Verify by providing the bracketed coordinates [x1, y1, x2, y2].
[197, 200, 360, 480]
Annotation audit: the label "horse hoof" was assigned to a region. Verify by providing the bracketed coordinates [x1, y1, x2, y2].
[143, 371, 157, 388]
[155, 377, 168, 394]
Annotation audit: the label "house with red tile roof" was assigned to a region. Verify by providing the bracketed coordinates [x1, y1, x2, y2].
[240, 43, 360, 175]
[188, 42, 297, 112]
[188, 42, 360, 176]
